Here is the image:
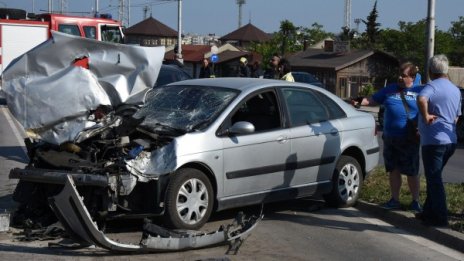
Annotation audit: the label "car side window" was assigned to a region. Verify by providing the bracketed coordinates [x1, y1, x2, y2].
[315, 92, 347, 119]
[58, 24, 81, 36]
[83, 26, 97, 39]
[231, 91, 281, 132]
[283, 88, 330, 126]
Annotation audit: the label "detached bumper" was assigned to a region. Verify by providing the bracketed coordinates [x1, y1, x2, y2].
[9, 168, 108, 187]
[48, 175, 262, 253]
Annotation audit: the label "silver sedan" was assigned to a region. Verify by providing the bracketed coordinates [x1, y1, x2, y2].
[11, 78, 379, 230]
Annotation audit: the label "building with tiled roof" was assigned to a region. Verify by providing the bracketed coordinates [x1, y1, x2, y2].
[220, 23, 271, 47]
[125, 17, 178, 47]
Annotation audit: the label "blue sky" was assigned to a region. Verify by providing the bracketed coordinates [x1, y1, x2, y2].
[6, 0, 463, 35]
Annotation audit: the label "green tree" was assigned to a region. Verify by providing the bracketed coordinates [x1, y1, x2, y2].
[338, 26, 356, 41]
[279, 20, 297, 56]
[449, 16, 464, 66]
[250, 20, 334, 69]
[362, 0, 381, 46]
[300, 22, 335, 47]
[379, 20, 454, 70]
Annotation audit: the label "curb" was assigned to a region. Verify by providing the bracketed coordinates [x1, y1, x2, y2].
[356, 200, 464, 253]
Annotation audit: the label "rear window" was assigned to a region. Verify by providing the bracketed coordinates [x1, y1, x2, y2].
[58, 24, 81, 36]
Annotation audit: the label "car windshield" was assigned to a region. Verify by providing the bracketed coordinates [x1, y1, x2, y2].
[134, 85, 239, 133]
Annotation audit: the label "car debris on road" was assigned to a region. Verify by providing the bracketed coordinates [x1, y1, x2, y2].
[47, 175, 261, 253]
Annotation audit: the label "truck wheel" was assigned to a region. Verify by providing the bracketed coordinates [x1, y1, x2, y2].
[0, 8, 27, 19]
[164, 168, 213, 230]
[324, 155, 363, 207]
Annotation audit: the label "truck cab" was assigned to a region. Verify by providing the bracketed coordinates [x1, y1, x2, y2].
[37, 13, 124, 43]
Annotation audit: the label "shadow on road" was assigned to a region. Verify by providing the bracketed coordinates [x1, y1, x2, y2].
[0, 146, 28, 164]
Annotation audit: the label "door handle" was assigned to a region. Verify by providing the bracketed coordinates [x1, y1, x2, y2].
[276, 136, 289, 143]
[330, 128, 339, 136]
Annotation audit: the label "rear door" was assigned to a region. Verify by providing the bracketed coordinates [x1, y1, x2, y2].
[281, 87, 345, 185]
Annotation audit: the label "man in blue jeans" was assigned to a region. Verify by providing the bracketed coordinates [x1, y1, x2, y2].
[416, 54, 462, 227]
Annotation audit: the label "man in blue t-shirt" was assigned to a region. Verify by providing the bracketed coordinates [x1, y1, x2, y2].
[416, 55, 461, 227]
[353, 62, 423, 212]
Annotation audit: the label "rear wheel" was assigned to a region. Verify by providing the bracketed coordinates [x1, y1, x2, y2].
[324, 155, 363, 207]
[164, 168, 213, 230]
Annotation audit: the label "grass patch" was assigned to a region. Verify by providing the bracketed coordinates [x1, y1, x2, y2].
[360, 166, 464, 233]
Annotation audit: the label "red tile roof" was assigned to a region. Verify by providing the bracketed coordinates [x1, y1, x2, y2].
[165, 45, 212, 62]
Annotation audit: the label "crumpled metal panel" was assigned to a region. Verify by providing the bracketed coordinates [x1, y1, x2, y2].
[2, 31, 164, 145]
[48, 175, 262, 253]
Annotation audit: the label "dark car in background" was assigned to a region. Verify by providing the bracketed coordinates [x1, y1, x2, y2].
[154, 64, 192, 87]
[292, 71, 325, 88]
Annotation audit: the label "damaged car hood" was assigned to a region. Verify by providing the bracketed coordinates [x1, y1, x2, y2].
[2, 31, 165, 145]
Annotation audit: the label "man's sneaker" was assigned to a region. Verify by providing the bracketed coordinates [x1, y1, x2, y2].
[410, 200, 422, 213]
[381, 198, 401, 210]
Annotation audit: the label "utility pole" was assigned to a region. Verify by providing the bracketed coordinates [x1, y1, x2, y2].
[48, 0, 52, 13]
[344, 0, 352, 30]
[95, 0, 99, 16]
[425, 0, 435, 81]
[176, 0, 183, 64]
[237, 0, 245, 28]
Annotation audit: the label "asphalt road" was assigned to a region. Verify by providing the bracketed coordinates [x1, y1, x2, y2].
[0, 100, 463, 260]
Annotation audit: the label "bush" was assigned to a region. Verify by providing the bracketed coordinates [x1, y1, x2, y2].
[359, 83, 375, 97]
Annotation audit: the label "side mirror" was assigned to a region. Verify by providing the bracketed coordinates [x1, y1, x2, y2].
[219, 121, 255, 136]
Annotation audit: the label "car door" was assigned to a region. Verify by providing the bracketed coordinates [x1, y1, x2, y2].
[221, 90, 291, 197]
[281, 87, 345, 187]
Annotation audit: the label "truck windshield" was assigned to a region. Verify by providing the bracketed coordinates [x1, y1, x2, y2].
[101, 25, 123, 43]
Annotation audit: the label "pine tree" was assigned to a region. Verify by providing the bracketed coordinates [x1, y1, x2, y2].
[363, 0, 381, 46]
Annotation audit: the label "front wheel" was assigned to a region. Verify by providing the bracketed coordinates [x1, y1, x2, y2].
[164, 168, 214, 230]
[324, 155, 363, 207]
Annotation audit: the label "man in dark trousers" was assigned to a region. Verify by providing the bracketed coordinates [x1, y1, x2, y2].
[416, 54, 461, 227]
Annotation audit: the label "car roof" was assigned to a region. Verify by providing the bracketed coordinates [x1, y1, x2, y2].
[167, 78, 313, 92]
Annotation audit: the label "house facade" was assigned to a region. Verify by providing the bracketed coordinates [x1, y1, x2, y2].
[288, 47, 399, 98]
[124, 17, 177, 47]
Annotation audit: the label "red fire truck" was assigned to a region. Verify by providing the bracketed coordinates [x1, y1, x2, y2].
[0, 8, 124, 72]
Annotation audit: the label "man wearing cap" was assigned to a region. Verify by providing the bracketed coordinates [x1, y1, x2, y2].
[416, 54, 462, 227]
[237, 57, 251, 77]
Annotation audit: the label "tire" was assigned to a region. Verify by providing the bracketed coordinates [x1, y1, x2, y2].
[324, 155, 363, 207]
[0, 8, 27, 19]
[164, 168, 214, 230]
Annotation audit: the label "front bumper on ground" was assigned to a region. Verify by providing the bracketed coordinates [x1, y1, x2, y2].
[48, 175, 262, 253]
